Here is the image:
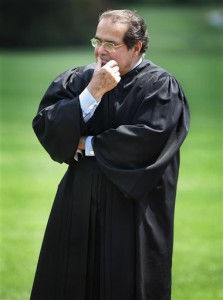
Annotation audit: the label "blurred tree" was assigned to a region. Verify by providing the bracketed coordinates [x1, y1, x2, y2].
[0, 0, 107, 48]
[111, 0, 222, 4]
[0, 0, 221, 48]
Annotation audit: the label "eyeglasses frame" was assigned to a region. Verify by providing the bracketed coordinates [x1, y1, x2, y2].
[90, 38, 123, 52]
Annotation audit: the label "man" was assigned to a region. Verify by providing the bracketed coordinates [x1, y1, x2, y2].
[30, 9, 190, 300]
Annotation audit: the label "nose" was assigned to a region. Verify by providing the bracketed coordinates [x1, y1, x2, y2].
[97, 43, 108, 55]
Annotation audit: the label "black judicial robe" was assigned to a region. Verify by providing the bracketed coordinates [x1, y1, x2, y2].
[30, 60, 190, 300]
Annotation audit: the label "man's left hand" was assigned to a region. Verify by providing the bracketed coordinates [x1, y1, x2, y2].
[78, 136, 87, 150]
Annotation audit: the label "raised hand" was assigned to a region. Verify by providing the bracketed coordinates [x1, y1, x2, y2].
[87, 57, 121, 101]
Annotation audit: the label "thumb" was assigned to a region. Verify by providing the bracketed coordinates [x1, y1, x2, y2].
[96, 56, 102, 69]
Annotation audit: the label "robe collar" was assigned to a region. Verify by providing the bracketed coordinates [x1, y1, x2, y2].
[119, 59, 150, 90]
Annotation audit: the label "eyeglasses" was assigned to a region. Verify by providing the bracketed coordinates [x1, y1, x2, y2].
[90, 38, 123, 52]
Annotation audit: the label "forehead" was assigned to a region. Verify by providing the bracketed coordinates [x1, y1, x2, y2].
[95, 18, 129, 42]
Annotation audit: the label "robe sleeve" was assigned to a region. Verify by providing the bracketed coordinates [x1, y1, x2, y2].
[32, 67, 92, 164]
[92, 75, 190, 200]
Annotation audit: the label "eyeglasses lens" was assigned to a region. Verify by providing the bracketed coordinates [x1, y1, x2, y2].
[91, 38, 116, 51]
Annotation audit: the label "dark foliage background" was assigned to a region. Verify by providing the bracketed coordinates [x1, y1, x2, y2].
[0, 0, 222, 48]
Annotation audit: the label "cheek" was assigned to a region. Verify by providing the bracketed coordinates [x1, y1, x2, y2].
[111, 53, 122, 64]
[116, 56, 127, 68]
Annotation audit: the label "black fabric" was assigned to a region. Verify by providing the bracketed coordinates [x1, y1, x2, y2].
[30, 60, 190, 300]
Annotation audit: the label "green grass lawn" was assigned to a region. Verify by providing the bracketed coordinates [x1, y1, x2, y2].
[1, 5, 222, 300]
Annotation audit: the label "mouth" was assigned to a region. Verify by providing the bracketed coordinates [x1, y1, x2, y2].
[101, 60, 109, 66]
[99, 57, 110, 66]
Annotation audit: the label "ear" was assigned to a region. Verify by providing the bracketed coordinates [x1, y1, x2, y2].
[133, 41, 143, 55]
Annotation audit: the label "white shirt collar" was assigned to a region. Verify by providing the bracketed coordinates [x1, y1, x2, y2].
[132, 57, 143, 70]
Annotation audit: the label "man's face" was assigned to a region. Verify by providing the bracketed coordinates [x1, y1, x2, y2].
[94, 18, 139, 76]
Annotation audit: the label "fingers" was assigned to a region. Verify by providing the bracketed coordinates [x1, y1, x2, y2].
[114, 72, 121, 83]
[105, 60, 120, 83]
[103, 60, 120, 77]
[96, 58, 118, 70]
[78, 136, 87, 150]
[90, 58, 121, 98]
[95, 57, 102, 71]
[112, 65, 120, 74]
[96, 56, 102, 67]
[105, 60, 118, 68]
[95, 58, 120, 79]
